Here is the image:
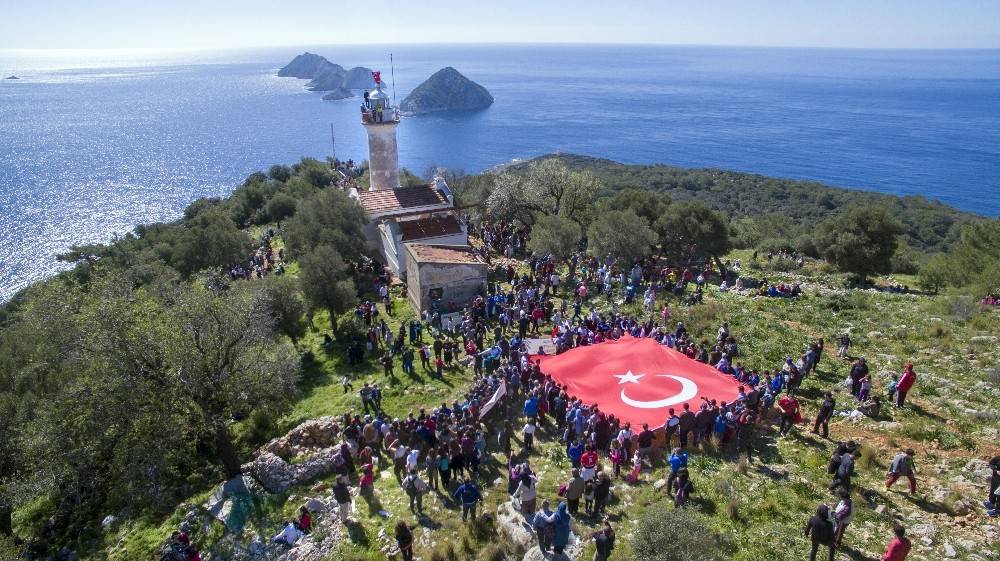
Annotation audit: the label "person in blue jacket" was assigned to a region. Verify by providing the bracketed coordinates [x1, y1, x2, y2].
[524, 394, 540, 419]
[666, 447, 689, 493]
[453, 477, 482, 522]
[567, 439, 585, 468]
[551, 501, 573, 554]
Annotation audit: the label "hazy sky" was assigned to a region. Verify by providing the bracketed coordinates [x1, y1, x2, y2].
[4, 0, 999, 50]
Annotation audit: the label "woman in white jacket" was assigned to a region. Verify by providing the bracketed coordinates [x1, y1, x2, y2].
[512, 473, 538, 516]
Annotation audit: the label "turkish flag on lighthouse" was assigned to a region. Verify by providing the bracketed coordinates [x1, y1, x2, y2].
[534, 336, 743, 427]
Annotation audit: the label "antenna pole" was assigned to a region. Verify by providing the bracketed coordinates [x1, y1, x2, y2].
[330, 123, 336, 161]
[390, 53, 396, 106]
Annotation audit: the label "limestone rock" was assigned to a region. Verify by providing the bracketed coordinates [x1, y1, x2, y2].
[242, 448, 341, 493]
[496, 501, 537, 554]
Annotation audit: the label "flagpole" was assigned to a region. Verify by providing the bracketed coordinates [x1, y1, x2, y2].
[390, 52, 396, 106]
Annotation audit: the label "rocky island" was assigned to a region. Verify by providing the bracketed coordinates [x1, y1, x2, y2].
[277, 52, 374, 100]
[400, 66, 493, 114]
[4, 75, 18, 80]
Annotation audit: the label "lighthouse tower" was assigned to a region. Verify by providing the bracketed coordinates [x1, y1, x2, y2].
[361, 71, 400, 191]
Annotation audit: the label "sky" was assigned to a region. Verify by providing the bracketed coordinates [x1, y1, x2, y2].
[2, 0, 999, 50]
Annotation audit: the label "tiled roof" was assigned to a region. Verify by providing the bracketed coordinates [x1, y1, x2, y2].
[399, 215, 464, 242]
[405, 244, 486, 265]
[357, 184, 449, 216]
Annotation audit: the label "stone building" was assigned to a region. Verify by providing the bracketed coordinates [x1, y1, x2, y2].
[404, 244, 487, 313]
[348, 70, 483, 311]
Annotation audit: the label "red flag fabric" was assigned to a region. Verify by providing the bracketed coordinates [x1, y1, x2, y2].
[534, 336, 743, 427]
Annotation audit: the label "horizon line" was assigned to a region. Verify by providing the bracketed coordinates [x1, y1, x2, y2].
[4, 41, 1000, 53]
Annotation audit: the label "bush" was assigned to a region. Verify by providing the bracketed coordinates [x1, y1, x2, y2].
[631, 506, 729, 561]
[478, 543, 507, 561]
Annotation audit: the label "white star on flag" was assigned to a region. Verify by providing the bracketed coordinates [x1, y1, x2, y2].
[614, 370, 645, 384]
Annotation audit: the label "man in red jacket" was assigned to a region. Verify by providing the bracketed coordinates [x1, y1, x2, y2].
[882, 525, 911, 561]
[895, 363, 917, 407]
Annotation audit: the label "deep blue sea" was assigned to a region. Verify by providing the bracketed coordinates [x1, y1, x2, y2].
[2, 44, 999, 300]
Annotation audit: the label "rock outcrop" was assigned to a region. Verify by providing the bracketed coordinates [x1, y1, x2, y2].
[400, 67, 493, 115]
[277, 52, 374, 100]
[242, 449, 341, 493]
[259, 417, 342, 457]
[321, 88, 354, 101]
[277, 53, 332, 79]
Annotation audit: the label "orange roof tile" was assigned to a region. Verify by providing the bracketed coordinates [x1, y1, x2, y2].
[357, 184, 449, 216]
[399, 215, 464, 242]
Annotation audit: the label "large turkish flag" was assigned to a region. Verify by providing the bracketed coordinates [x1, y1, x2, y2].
[534, 336, 743, 428]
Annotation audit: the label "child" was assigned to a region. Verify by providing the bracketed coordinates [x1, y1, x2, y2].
[858, 374, 871, 402]
[886, 374, 898, 402]
[584, 479, 595, 515]
[609, 439, 623, 478]
[435, 356, 444, 379]
[628, 450, 643, 483]
[523, 420, 537, 451]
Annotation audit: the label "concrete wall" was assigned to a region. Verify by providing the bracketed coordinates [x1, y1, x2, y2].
[407, 259, 487, 315]
[364, 122, 399, 191]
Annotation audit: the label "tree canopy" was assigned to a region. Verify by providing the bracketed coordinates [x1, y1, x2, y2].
[526, 214, 582, 261]
[813, 205, 904, 283]
[587, 209, 657, 266]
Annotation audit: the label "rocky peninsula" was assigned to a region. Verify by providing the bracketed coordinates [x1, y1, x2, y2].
[277, 52, 374, 100]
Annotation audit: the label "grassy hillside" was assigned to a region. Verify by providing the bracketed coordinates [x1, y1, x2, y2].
[95, 250, 1000, 561]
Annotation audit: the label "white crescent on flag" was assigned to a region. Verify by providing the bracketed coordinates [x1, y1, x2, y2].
[619, 374, 699, 409]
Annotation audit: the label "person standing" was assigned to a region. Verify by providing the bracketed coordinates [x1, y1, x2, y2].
[591, 519, 616, 561]
[804, 504, 835, 561]
[833, 489, 854, 547]
[402, 469, 427, 514]
[778, 394, 801, 437]
[551, 502, 572, 555]
[984, 456, 1000, 517]
[593, 471, 611, 517]
[895, 363, 917, 407]
[394, 521, 414, 561]
[564, 469, 585, 515]
[453, 477, 482, 522]
[532, 500, 555, 553]
[881, 525, 912, 561]
[666, 447, 689, 494]
[886, 449, 917, 494]
[837, 333, 851, 358]
[332, 474, 352, 523]
[813, 392, 836, 438]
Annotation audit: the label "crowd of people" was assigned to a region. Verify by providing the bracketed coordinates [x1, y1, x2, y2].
[228, 229, 285, 280]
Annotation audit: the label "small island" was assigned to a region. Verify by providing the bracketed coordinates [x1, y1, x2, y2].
[400, 66, 493, 115]
[4, 75, 19, 80]
[277, 52, 373, 100]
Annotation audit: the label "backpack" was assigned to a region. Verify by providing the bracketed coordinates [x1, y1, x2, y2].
[415, 478, 429, 494]
[403, 476, 417, 496]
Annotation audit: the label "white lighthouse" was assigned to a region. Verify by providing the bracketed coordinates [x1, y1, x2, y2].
[361, 71, 400, 191]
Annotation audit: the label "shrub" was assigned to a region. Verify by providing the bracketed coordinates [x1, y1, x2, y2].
[631, 506, 729, 561]
[478, 543, 507, 561]
[987, 368, 1000, 389]
[725, 499, 740, 521]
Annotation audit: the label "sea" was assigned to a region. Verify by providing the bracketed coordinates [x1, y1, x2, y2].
[1, 44, 999, 301]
